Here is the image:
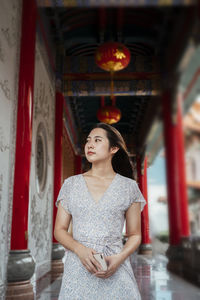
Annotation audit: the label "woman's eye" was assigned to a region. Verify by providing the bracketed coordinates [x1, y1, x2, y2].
[95, 139, 101, 142]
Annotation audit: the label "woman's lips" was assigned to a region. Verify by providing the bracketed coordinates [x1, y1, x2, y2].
[87, 151, 95, 155]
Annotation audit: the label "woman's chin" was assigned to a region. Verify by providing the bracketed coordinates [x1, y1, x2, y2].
[85, 154, 101, 163]
[86, 157, 96, 163]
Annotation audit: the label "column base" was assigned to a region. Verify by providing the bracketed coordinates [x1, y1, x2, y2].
[51, 243, 65, 280]
[181, 236, 200, 286]
[6, 280, 34, 300]
[6, 250, 35, 299]
[139, 243, 152, 255]
[167, 238, 200, 287]
[7, 250, 35, 282]
[51, 259, 64, 281]
[166, 244, 183, 275]
[192, 236, 200, 286]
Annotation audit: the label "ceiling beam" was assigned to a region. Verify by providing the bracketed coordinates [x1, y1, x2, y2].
[37, 0, 196, 7]
[63, 72, 161, 81]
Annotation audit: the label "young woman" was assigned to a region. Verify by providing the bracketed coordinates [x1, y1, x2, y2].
[54, 123, 146, 299]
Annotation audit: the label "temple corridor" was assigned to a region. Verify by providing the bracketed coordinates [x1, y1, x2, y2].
[2, 0, 200, 299]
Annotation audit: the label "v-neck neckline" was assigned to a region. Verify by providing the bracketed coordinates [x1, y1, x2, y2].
[81, 173, 118, 205]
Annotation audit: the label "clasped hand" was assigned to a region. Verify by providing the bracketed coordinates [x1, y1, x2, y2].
[76, 244, 122, 278]
[94, 254, 122, 278]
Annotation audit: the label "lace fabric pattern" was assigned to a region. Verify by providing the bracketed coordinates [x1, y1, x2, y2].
[56, 173, 146, 300]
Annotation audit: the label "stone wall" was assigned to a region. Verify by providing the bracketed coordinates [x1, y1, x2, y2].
[28, 34, 55, 280]
[0, 0, 22, 296]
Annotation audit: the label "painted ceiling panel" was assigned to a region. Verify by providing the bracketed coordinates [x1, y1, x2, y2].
[41, 4, 196, 159]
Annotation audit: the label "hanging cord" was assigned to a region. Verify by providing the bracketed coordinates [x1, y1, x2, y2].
[112, 95, 116, 106]
[101, 95, 105, 107]
[110, 71, 114, 101]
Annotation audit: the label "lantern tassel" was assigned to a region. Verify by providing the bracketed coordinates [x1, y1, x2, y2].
[112, 96, 116, 106]
[100, 96, 105, 107]
[110, 71, 114, 101]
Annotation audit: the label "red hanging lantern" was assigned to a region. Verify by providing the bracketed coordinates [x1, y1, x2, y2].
[95, 42, 131, 101]
[95, 42, 131, 72]
[95, 43, 129, 123]
[97, 106, 121, 125]
[97, 96, 121, 125]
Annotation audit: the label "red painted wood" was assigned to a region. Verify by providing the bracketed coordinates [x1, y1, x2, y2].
[53, 92, 64, 243]
[176, 94, 190, 237]
[11, 0, 36, 250]
[75, 155, 82, 175]
[141, 157, 151, 244]
[137, 156, 151, 244]
[63, 101, 77, 144]
[63, 123, 75, 156]
[162, 91, 181, 245]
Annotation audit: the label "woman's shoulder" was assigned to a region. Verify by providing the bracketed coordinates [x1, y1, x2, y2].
[63, 174, 82, 184]
[117, 173, 137, 185]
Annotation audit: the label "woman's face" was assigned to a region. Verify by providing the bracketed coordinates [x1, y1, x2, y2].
[84, 128, 115, 163]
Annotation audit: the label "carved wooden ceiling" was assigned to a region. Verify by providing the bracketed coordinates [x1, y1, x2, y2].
[40, 3, 196, 158]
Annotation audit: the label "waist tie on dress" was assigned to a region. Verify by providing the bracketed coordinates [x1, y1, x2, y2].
[77, 236, 123, 256]
[77, 236, 134, 280]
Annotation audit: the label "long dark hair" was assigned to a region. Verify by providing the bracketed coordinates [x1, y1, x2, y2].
[89, 123, 134, 179]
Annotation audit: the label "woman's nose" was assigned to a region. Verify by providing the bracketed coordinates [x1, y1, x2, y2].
[88, 141, 94, 148]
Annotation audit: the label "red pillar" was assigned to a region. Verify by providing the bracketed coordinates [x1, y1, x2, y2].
[137, 156, 151, 253]
[176, 94, 190, 237]
[11, 0, 36, 250]
[163, 91, 181, 245]
[53, 92, 64, 243]
[163, 91, 190, 245]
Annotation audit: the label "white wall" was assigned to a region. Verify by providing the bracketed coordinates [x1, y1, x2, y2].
[28, 35, 55, 280]
[0, 0, 22, 295]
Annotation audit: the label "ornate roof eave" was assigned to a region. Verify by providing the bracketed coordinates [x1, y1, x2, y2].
[37, 0, 196, 8]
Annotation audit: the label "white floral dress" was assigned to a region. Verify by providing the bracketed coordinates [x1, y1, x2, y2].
[56, 173, 146, 300]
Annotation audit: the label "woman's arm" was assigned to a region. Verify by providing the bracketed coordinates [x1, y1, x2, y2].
[54, 202, 102, 273]
[119, 202, 142, 261]
[95, 202, 141, 278]
[54, 202, 78, 253]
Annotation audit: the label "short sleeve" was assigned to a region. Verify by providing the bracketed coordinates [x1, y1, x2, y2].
[129, 180, 146, 212]
[56, 178, 71, 214]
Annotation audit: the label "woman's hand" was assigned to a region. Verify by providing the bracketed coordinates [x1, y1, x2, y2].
[94, 254, 123, 279]
[75, 244, 103, 274]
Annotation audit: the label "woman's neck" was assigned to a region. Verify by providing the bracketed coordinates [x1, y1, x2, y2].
[88, 162, 116, 178]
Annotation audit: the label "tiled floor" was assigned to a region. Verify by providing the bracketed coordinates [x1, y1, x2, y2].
[35, 254, 200, 300]
[134, 254, 200, 300]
